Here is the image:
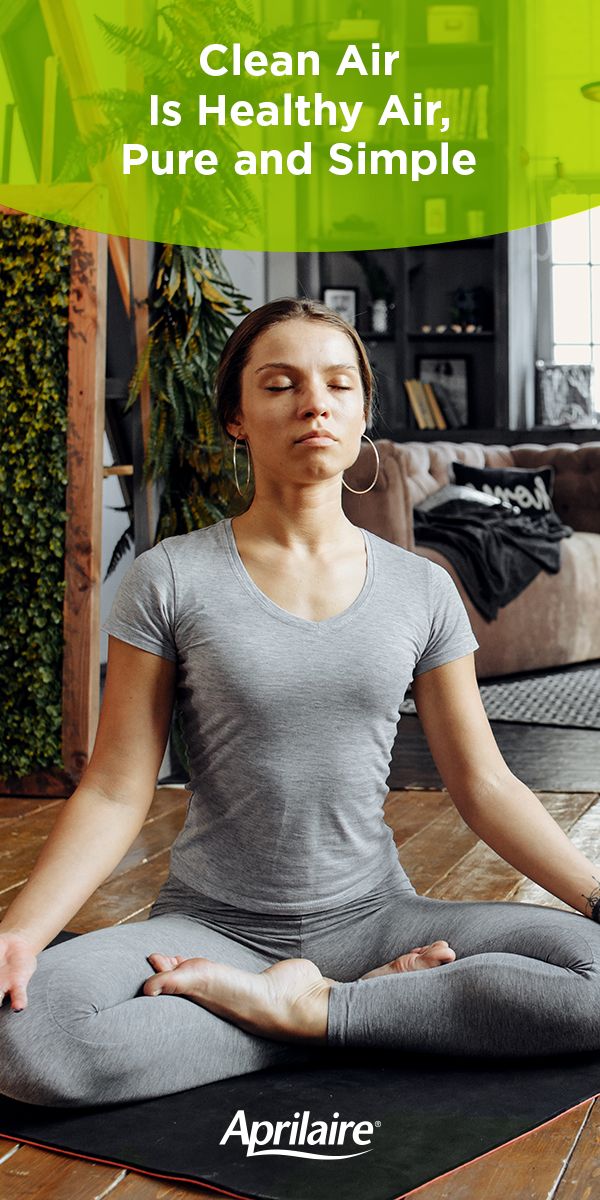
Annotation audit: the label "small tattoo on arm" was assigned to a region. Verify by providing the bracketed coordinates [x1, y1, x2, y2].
[581, 874, 600, 921]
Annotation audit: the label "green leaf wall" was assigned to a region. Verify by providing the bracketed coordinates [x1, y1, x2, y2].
[0, 215, 71, 780]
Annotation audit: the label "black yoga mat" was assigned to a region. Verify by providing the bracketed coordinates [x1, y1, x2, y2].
[1, 931, 599, 1200]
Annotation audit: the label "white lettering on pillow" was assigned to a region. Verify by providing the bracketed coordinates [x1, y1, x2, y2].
[466, 475, 552, 511]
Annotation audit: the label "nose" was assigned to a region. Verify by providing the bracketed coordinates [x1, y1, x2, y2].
[296, 376, 332, 418]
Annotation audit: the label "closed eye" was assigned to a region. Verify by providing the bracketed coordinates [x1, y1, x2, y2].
[265, 384, 352, 391]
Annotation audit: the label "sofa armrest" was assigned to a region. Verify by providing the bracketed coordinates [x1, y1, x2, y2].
[341, 439, 415, 549]
[511, 442, 600, 532]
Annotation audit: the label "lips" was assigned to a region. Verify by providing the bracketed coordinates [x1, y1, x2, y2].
[296, 431, 336, 442]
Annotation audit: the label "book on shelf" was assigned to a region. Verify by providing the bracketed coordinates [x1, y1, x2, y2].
[422, 382, 447, 430]
[404, 379, 431, 428]
[426, 84, 489, 140]
[404, 379, 446, 429]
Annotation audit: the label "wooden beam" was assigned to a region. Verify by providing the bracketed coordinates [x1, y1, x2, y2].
[40, 55, 58, 185]
[129, 238, 155, 551]
[103, 464, 134, 477]
[38, 0, 128, 233]
[108, 235, 131, 317]
[61, 228, 108, 784]
[1, 103, 15, 184]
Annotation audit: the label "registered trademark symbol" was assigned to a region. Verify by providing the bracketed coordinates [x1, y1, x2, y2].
[375, 1120, 381, 1128]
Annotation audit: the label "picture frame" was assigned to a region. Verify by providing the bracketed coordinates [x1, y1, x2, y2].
[535, 361, 596, 427]
[321, 286, 359, 327]
[424, 197, 447, 237]
[416, 355, 471, 428]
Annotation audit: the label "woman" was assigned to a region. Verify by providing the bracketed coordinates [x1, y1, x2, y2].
[1, 297, 599, 1109]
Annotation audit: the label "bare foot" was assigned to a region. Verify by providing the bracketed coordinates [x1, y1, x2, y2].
[359, 940, 456, 980]
[143, 952, 334, 1043]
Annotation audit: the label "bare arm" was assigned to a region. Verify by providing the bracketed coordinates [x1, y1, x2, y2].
[412, 654, 600, 918]
[0, 636, 176, 955]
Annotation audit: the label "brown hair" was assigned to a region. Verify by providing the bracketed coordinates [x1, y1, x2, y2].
[214, 297, 377, 441]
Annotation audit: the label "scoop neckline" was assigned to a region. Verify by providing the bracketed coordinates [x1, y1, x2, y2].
[222, 516, 375, 631]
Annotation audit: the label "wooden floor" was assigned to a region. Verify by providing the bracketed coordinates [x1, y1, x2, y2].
[1, 784, 599, 1199]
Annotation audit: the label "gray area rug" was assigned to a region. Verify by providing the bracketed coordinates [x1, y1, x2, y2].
[400, 662, 600, 730]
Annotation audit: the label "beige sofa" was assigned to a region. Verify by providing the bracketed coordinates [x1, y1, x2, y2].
[342, 439, 600, 678]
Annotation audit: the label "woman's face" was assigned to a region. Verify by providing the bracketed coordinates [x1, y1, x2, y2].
[228, 318, 368, 489]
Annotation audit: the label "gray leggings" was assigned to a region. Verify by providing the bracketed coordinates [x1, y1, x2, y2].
[1, 866, 600, 1108]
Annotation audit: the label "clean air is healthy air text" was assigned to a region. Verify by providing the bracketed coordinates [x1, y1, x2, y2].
[121, 41, 479, 181]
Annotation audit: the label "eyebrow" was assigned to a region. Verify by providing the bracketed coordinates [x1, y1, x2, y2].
[254, 361, 359, 373]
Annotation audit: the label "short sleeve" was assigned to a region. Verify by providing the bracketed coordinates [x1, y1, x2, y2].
[413, 559, 479, 677]
[101, 542, 177, 661]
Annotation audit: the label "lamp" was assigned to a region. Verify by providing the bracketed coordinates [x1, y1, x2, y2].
[550, 158, 577, 197]
[521, 149, 577, 195]
[581, 82, 600, 102]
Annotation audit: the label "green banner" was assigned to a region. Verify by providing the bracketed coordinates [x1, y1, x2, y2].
[0, 0, 599, 248]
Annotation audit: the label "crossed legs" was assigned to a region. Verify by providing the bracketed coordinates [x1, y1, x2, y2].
[322, 893, 600, 1056]
[1, 891, 600, 1109]
[0, 915, 316, 1108]
[141, 893, 600, 1059]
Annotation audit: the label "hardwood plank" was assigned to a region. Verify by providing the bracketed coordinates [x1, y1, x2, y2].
[100, 1170, 229, 1198]
[0, 790, 188, 923]
[110, 805, 187, 879]
[392, 807, 480, 893]
[429, 842, 529, 902]
[383, 789, 452, 845]
[0, 1142, 126, 1198]
[0, 793, 187, 895]
[0, 799, 62, 824]
[412, 1101, 594, 1200]
[0, 806, 70, 892]
[514, 802, 600, 910]
[67, 851, 172, 931]
[427, 792, 597, 903]
[0, 1142, 21, 1162]
[554, 1098, 600, 1199]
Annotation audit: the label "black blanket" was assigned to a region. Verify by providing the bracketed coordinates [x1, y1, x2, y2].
[413, 501, 572, 620]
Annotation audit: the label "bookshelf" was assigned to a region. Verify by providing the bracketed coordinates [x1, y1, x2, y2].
[298, 226, 537, 438]
[295, 1, 536, 439]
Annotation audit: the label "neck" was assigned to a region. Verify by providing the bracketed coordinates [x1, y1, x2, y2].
[233, 483, 358, 554]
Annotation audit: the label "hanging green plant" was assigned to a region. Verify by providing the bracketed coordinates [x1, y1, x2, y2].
[125, 243, 251, 546]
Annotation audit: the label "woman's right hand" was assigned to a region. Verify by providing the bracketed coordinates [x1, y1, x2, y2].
[0, 933, 38, 1012]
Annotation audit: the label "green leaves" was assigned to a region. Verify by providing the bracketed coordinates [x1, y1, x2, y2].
[127, 243, 251, 541]
[0, 213, 70, 779]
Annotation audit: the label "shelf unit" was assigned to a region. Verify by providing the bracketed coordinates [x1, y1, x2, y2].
[294, 1, 536, 439]
[298, 225, 537, 438]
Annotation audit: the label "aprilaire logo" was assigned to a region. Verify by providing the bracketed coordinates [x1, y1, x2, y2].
[220, 1109, 378, 1160]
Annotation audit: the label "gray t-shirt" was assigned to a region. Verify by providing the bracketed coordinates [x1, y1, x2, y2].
[102, 517, 479, 913]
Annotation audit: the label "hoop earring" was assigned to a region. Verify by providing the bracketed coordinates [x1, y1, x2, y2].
[341, 434, 380, 494]
[232, 436, 252, 496]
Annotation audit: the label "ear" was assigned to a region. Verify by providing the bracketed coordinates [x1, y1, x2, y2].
[226, 414, 245, 440]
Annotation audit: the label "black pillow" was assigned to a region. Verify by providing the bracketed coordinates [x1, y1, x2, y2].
[451, 462, 555, 517]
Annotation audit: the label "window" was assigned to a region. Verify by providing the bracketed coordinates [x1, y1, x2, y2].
[547, 198, 600, 411]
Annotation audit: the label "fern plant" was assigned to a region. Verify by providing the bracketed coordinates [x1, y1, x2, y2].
[128, 242, 251, 545]
[104, 244, 251, 579]
[58, 0, 302, 247]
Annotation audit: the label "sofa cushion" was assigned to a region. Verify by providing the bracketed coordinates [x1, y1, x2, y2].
[451, 461, 555, 517]
[416, 483, 506, 512]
